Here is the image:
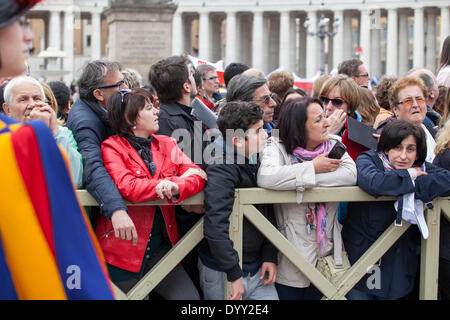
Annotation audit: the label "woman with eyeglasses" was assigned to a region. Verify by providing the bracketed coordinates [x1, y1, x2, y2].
[343, 120, 450, 300]
[377, 77, 437, 163]
[94, 88, 206, 299]
[257, 96, 357, 300]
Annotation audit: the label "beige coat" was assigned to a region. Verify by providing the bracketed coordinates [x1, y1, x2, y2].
[257, 135, 357, 288]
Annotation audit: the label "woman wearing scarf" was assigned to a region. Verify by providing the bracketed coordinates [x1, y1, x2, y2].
[257, 96, 357, 300]
[343, 120, 450, 300]
[95, 88, 206, 299]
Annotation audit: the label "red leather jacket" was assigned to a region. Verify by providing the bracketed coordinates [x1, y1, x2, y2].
[95, 134, 205, 272]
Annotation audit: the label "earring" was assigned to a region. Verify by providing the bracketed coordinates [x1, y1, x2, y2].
[132, 125, 136, 130]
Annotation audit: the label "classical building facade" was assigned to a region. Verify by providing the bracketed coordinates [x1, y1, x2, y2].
[25, 0, 450, 82]
[26, 0, 109, 83]
[173, 0, 450, 78]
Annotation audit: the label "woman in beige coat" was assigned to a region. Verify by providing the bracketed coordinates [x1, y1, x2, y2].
[257, 96, 357, 300]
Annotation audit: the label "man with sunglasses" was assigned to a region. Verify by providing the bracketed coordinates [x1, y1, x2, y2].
[226, 74, 278, 135]
[338, 59, 370, 88]
[67, 60, 133, 239]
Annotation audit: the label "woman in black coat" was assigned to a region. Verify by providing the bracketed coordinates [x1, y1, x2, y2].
[343, 120, 450, 300]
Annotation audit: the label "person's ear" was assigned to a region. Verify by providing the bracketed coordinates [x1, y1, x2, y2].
[392, 105, 399, 117]
[182, 81, 191, 94]
[93, 88, 104, 102]
[2, 102, 11, 115]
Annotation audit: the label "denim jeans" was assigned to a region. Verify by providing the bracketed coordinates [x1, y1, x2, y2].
[198, 258, 279, 300]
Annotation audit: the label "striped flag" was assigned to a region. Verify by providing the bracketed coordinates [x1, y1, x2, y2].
[0, 114, 114, 300]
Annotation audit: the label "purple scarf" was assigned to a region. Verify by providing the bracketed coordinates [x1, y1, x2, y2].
[292, 141, 330, 257]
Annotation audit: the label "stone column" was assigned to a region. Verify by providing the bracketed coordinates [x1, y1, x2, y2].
[226, 11, 237, 64]
[359, 8, 371, 74]
[343, 13, 353, 59]
[91, 11, 102, 60]
[306, 10, 317, 78]
[49, 10, 61, 49]
[425, 9, 437, 72]
[268, 14, 279, 72]
[398, 9, 410, 76]
[298, 15, 307, 76]
[252, 11, 264, 72]
[198, 11, 211, 60]
[279, 10, 291, 70]
[333, 10, 344, 70]
[440, 6, 449, 51]
[371, 28, 381, 78]
[413, 7, 425, 69]
[172, 11, 183, 55]
[63, 9, 74, 83]
[386, 8, 398, 76]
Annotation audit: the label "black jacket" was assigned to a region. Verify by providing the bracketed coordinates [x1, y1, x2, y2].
[156, 102, 211, 236]
[198, 138, 278, 282]
[433, 148, 450, 261]
[67, 98, 127, 219]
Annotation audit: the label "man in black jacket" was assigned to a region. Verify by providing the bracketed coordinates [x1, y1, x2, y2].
[149, 55, 210, 296]
[67, 60, 137, 244]
[198, 101, 278, 300]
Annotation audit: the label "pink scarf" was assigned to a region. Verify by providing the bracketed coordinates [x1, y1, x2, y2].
[292, 141, 330, 257]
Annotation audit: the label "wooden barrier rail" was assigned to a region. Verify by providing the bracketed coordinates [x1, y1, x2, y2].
[76, 187, 450, 300]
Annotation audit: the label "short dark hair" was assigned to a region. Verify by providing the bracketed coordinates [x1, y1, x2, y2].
[338, 59, 363, 78]
[377, 120, 427, 166]
[223, 62, 249, 87]
[217, 101, 263, 141]
[107, 88, 154, 137]
[148, 55, 190, 104]
[277, 96, 323, 154]
[78, 60, 121, 101]
[48, 81, 71, 122]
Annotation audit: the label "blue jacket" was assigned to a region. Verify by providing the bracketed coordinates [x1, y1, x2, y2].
[343, 150, 450, 299]
[67, 98, 127, 219]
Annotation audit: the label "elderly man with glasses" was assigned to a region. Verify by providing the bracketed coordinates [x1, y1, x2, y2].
[226, 74, 277, 135]
[67, 60, 132, 235]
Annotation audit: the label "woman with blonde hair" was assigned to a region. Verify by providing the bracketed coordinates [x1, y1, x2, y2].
[358, 86, 380, 126]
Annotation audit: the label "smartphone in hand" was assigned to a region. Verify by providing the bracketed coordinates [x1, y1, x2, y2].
[328, 141, 347, 159]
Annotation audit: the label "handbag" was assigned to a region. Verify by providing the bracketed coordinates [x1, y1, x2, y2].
[316, 222, 351, 286]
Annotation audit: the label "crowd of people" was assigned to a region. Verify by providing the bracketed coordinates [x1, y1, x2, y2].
[1, 0, 450, 301]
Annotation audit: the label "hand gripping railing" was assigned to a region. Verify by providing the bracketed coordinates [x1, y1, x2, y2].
[76, 187, 450, 300]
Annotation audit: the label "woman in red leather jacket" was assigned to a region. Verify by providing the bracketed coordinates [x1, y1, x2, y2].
[95, 88, 206, 299]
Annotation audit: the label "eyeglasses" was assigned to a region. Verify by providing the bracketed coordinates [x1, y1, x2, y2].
[119, 89, 131, 103]
[98, 79, 126, 90]
[202, 76, 220, 81]
[254, 92, 276, 105]
[319, 96, 346, 107]
[396, 96, 426, 107]
[354, 73, 369, 78]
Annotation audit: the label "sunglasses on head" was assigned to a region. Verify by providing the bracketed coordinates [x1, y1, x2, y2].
[319, 96, 346, 107]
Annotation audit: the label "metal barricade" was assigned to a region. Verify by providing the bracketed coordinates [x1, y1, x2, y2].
[76, 187, 450, 300]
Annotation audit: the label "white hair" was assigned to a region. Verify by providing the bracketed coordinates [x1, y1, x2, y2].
[3, 76, 45, 105]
